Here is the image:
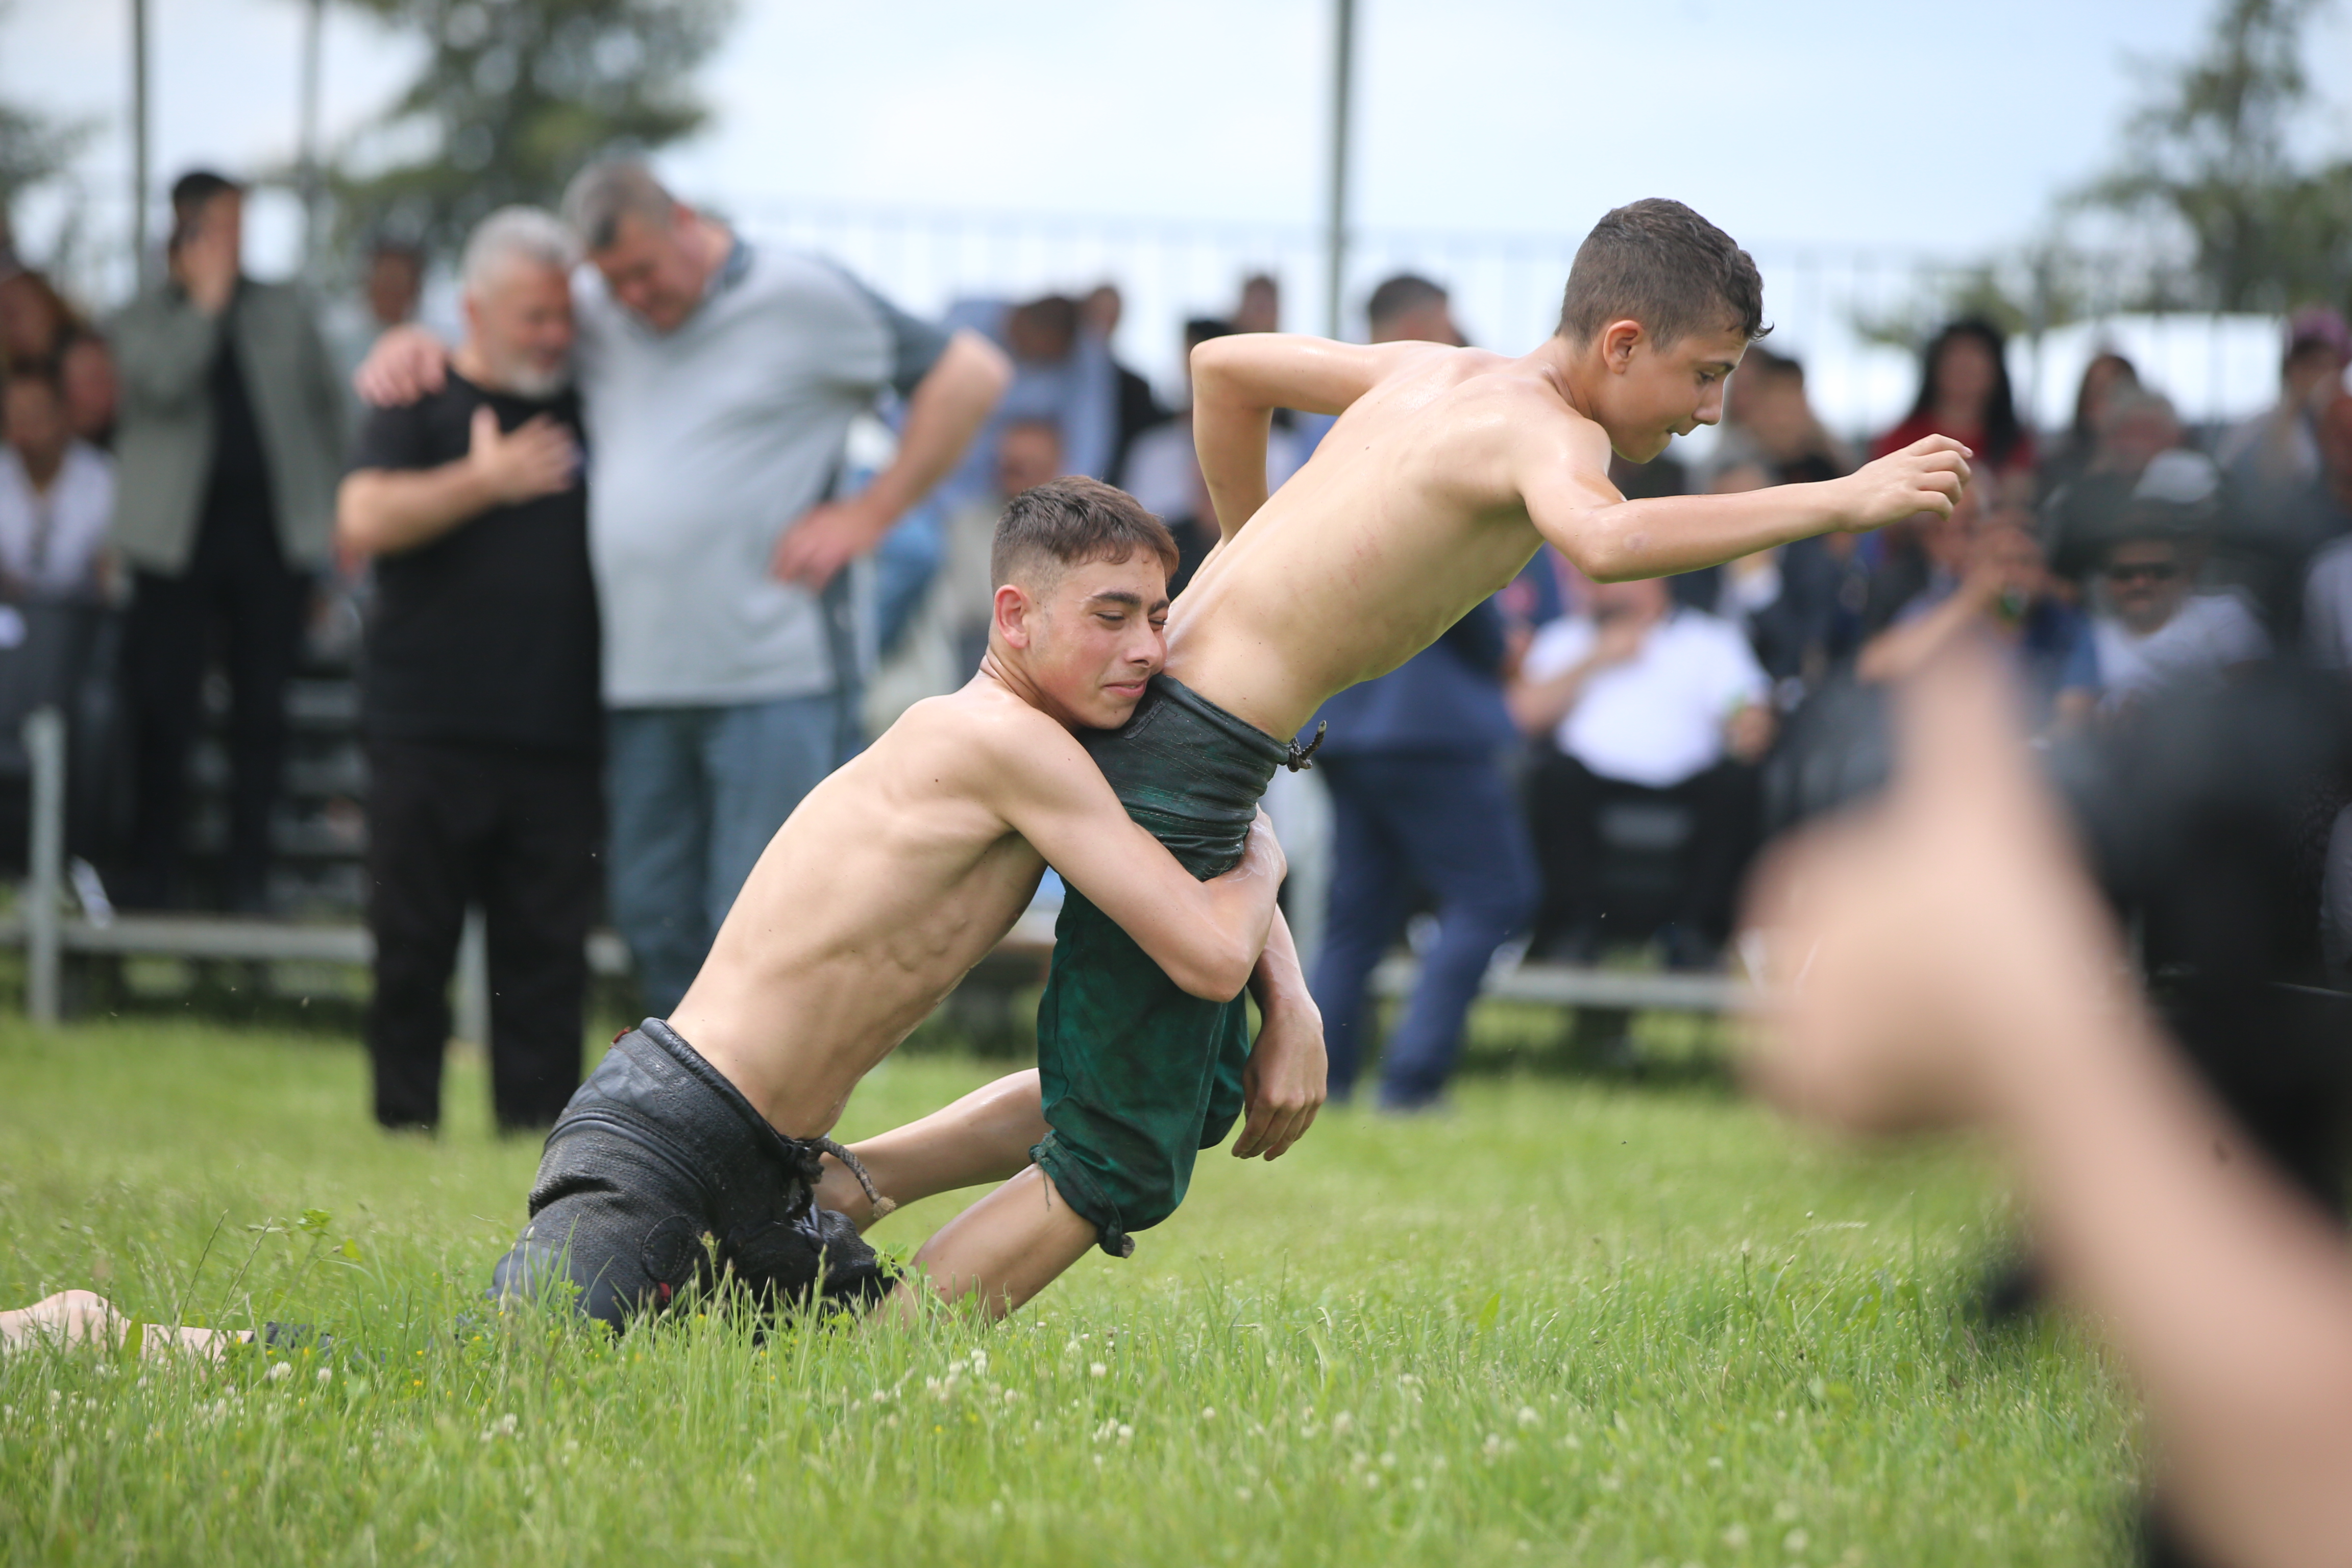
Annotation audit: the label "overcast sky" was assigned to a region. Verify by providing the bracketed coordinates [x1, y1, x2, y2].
[10, 0, 2349, 253]
[6, 1, 2349, 423]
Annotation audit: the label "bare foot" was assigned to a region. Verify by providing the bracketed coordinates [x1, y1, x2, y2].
[1, 1290, 242, 1361]
[1, 1290, 127, 1353]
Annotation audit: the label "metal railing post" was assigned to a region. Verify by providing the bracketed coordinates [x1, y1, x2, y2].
[23, 706, 66, 1024]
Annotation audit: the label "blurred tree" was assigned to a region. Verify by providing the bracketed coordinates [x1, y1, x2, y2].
[0, 1, 92, 269]
[2081, 0, 2352, 314]
[329, 0, 733, 262]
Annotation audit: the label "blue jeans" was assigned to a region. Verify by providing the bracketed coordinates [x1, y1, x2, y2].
[1310, 752, 1539, 1108]
[606, 693, 843, 1015]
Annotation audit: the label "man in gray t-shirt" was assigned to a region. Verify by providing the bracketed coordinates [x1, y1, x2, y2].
[360, 161, 1009, 1012]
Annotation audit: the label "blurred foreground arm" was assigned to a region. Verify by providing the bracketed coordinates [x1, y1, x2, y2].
[1741, 643, 2352, 1568]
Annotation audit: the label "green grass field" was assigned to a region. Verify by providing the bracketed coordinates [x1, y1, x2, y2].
[0, 1019, 2137, 1565]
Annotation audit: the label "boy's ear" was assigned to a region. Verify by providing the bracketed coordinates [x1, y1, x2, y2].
[1600, 319, 1644, 373]
[994, 582, 1037, 651]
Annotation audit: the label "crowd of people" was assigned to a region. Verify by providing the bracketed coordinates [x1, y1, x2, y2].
[1, 168, 2349, 1132]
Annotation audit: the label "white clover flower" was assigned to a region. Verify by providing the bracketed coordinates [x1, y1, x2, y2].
[970, 1351, 988, 1375]
[1116, 1424, 1133, 1443]
[1481, 1433, 1503, 1458]
[1784, 1528, 1810, 1553]
[1723, 1525, 1751, 1550]
[1235, 1486, 1253, 1502]
[1199, 1406, 1216, 1420]
[1089, 1362, 1108, 1378]
[315, 1367, 332, 1384]
[1515, 1406, 1538, 1428]
[265, 1361, 292, 1383]
[1331, 1411, 1354, 1436]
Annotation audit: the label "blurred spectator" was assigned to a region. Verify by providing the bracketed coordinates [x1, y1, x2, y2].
[2037, 349, 2139, 500]
[559, 161, 1006, 1015]
[1233, 272, 1281, 334]
[324, 238, 428, 435]
[941, 415, 1062, 675]
[1857, 490, 2081, 717]
[1302, 274, 1535, 1112]
[2041, 383, 2189, 580]
[337, 207, 600, 1135]
[942, 292, 1115, 502]
[1875, 317, 2035, 499]
[109, 170, 347, 912]
[2298, 394, 2352, 671]
[362, 162, 1009, 1012]
[1124, 316, 1305, 592]
[2216, 307, 2350, 502]
[1706, 459, 1846, 699]
[0, 266, 74, 368]
[0, 358, 113, 601]
[1512, 576, 1773, 968]
[1082, 284, 1170, 487]
[2055, 475, 2267, 727]
[541, 161, 1000, 1015]
[58, 330, 117, 450]
[1717, 346, 1850, 487]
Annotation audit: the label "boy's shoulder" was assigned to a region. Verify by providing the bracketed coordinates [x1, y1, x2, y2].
[881, 679, 1086, 785]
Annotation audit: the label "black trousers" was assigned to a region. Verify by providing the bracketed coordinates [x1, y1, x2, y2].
[364, 737, 603, 1132]
[1525, 751, 1761, 947]
[120, 501, 307, 909]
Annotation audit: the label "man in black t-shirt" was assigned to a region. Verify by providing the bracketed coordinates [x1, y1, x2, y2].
[338, 208, 602, 1133]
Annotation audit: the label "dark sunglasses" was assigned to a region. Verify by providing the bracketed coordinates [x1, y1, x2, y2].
[2104, 560, 2181, 584]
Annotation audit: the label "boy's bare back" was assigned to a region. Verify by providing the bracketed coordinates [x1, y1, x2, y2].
[1170, 330, 1968, 743]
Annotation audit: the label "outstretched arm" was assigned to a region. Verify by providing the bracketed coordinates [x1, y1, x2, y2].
[1190, 334, 1436, 542]
[1745, 645, 2352, 1568]
[1524, 433, 1973, 583]
[992, 729, 1286, 1001]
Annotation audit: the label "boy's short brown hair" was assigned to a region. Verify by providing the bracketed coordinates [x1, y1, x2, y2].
[991, 476, 1180, 592]
[1556, 198, 1768, 348]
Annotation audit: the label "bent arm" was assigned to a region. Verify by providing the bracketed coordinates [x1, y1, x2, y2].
[996, 734, 1284, 1000]
[864, 329, 1010, 528]
[1191, 334, 1428, 542]
[111, 299, 223, 412]
[337, 464, 498, 559]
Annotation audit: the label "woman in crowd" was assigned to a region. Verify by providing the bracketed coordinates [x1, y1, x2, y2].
[1875, 316, 2036, 495]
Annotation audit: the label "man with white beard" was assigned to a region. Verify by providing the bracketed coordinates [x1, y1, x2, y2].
[336, 207, 605, 1136]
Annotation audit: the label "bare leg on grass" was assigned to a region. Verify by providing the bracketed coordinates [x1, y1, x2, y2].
[813, 1069, 1048, 1228]
[888, 1165, 1099, 1322]
[1, 1290, 240, 1360]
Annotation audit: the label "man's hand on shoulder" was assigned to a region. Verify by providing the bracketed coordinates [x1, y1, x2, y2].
[355, 324, 450, 408]
[1834, 435, 1973, 533]
[469, 407, 578, 504]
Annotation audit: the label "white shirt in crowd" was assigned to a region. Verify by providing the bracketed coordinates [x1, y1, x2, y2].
[2085, 592, 2269, 703]
[1521, 607, 1769, 789]
[0, 442, 113, 599]
[2308, 537, 2352, 672]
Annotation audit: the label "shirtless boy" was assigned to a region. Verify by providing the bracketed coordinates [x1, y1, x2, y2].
[484, 476, 1320, 1326]
[918, 198, 1976, 1277]
[2, 484, 1311, 1343]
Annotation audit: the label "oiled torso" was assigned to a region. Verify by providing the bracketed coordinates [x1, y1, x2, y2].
[1167, 348, 1599, 738]
[668, 689, 1048, 1138]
